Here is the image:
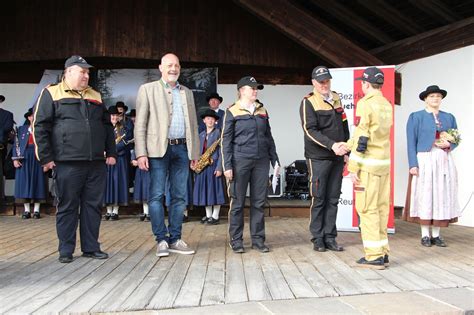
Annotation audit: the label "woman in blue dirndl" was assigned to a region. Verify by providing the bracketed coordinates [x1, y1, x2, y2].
[193, 109, 225, 224]
[13, 108, 47, 219]
[104, 106, 131, 220]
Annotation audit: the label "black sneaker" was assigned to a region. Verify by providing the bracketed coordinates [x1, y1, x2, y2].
[104, 213, 111, 221]
[356, 256, 385, 270]
[421, 236, 432, 247]
[384, 254, 390, 267]
[22, 211, 31, 219]
[59, 254, 73, 263]
[431, 236, 447, 247]
[229, 242, 245, 253]
[251, 242, 270, 253]
[33, 212, 41, 219]
[139, 213, 146, 221]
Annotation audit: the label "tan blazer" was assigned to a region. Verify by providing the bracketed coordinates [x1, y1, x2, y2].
[134, 80, 200, 160]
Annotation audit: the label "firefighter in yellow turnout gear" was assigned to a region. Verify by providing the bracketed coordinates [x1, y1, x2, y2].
[346, 67, 392, 270]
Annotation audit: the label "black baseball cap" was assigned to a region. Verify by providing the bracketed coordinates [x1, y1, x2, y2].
[311, 66, 332, 82]
[237, 76, 264, 90]
[355, 67, 384, 84]
[64, 55, 93, 69]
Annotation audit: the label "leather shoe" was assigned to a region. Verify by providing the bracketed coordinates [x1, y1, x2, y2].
[22, 211, 31, 219]
[421, 236, 432, 247]
[325, 239, 343, 251]
[139, 213, 146, 221]
[229, 242, 245, 253]
[104, 213, 111, 221]
[207, 217, 220, 225]
[431, 236, 447, 247]
[313, 239, 326, 252]
[356, 256, 385, 270]
[59, 254, 73, 263]
[251, 242, 270, 253]
[82, 251, 109, 259]
[110, 214, 119, 221]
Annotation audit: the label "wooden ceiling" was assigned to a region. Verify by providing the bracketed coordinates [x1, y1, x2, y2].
[0, 0, 473, 84]
[235, 0, 474, 66]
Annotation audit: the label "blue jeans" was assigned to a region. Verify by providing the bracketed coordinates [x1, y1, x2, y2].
[149, 144, 189, 244]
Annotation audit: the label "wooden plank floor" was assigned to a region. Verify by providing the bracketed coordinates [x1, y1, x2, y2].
[0, 215, 472, 313]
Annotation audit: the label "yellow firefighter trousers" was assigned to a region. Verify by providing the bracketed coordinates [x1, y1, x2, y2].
[355, 170, 390, 261]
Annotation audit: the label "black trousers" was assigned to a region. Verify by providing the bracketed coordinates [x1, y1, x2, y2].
[228, 158, 269, 245]
[54, 161, 106, 255]
[307, 158, 344, 242]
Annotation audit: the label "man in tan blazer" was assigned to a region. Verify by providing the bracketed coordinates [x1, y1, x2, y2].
[135, 53, 200, 257]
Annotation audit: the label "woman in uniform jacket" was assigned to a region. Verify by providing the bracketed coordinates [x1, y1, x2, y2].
[221, 76, 279, 253]
[13, 108, 47, 219]
[405, 85, 461, 247]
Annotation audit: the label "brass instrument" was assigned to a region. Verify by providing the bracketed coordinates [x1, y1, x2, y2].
[194, 137, 221, 174]
[114, 123, 126, 144]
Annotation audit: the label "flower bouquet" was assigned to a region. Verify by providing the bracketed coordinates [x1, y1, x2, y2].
[437, 129, 461, 145]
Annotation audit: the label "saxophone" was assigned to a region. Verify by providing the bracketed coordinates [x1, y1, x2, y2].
[114, 123, 126, 144]
[194, 137, 221, 174]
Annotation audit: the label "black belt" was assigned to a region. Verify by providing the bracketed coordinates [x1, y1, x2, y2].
[168, 138, 186, 145]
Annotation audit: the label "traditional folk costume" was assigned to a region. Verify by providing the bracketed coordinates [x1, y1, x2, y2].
[193, 110, 225, 224]
[405, 85, 460, 247]
[131, 150, 150, 221]
[13, 110, 47, 219]
[104, 113, 132, 220]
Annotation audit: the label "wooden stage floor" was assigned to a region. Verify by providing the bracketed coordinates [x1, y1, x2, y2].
[0, 216, 472, 313]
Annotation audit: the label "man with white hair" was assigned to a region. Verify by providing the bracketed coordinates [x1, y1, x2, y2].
[135, 53, 200, 257]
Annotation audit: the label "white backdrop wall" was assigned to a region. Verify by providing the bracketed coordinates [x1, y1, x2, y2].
[395, 45, 474, 227]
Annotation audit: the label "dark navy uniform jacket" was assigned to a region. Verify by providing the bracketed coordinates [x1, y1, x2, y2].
[221, 100, 279, 172]
[33, 80, 116, 164]
[0, 108, 14, 145]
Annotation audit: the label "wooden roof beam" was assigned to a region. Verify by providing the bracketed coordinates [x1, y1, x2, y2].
[234, 0, 383, 67]
[370, 17, 474, 64]
[357, 0, 424, 36]
[308, 0, 394, 45]
[408, 0, 460, 24]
